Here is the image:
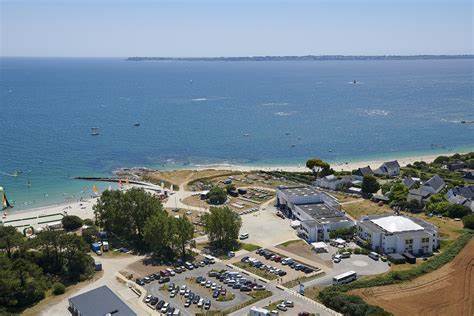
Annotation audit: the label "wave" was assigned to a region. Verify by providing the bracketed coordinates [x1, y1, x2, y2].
[261, 102, 289, 106]
[274, 111, 297, 117]
[363, 109, 390, 117]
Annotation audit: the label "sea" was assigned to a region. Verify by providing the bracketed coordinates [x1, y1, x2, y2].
[1, 58, 473, 211]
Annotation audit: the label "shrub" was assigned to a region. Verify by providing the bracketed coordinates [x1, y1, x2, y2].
[462, 214, 474, 229]
[61, 215, 83, 231]
[52, 282, 66, 295]
[83, 218, 95, 226]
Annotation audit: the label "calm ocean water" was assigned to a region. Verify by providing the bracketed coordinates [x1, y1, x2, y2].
[1, 58, 473, 210]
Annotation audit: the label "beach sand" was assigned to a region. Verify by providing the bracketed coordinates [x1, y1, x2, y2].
[2, 151, 467, 228]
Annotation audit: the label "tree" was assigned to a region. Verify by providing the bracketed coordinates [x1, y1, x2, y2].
[388, 183, 408, 203]
[361, 175, 380, 195]
[172, 216, 194, 260]
[144, 211, 174, 258]
[202, 206, 241, 252]
[462, 214, 474, 229]
[207, 186, 227, 205]
[306, 158, 333, 177]
[94, 188, 164, 250]
[445, 204, 471, 218]
[81, 226, 98, 245]
[0, 226, 24, 258]
[61, 215, 83, 231]
[433, 155, 450, 164]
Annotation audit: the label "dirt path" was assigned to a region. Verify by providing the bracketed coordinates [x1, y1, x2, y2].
[352, 239, 474, 316]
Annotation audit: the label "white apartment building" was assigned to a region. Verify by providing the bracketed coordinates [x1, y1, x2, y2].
[357, 215, 439, 255]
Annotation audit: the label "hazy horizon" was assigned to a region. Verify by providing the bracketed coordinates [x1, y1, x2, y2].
[1, 0, 472, 57]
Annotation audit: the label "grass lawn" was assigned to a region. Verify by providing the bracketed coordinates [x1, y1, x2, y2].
[342, 199, 392, 220]
[304, 285, 323, 302]
[239, 242, 261, 252]
[234, 262, 278, 280]
[264, 299, 284, 311]
[278, 239, 301, 247]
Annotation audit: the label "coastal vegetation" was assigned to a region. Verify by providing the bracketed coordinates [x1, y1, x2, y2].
[94, 188, 194, 260]
[61, 215, 83, 231]
[202, 206, 242, 252]
[306, 158, 334, 177]
[0, 226, 95, 313]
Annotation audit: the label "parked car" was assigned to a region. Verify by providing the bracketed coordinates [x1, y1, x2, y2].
[239, 233, 249, 240]
[284, 300, 294, 307]
[277, 304, 288, 311]
[159, 277, 170, 284]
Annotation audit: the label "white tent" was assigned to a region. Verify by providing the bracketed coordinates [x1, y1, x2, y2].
[311, 242, 328, 252]
[290, 220, 301, 228]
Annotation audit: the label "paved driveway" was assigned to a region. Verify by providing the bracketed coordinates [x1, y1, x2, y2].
[300, 254, 390, 288]
[240, 206, 298, 248]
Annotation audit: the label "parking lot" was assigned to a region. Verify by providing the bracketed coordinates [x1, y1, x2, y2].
[142, 261, 270, 315]
[233, 248, 322, 284]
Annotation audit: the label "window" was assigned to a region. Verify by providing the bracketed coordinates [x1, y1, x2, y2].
[405, 239, 413, 245]
[422, 237, 430, 243]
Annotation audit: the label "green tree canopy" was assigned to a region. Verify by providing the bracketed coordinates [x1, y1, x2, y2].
[388, 183, 408, 203]
[207, 186, 227, 205]
[172, 216, 194, 260]
[0, 226, 25, 258]
[306, 158, 334, 177]
[61, 215, 83, 231]
[361, 175, 380, 195]
[462, 214, 474, 229]
[94, 188, 164, 250]
[446, 204, 471, 218]
[202, 206, 242, 252]
[144, 210, 174, 259]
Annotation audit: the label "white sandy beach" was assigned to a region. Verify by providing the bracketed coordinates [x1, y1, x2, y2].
[2, 150, 469, 228]
[192, 152, 459, 173]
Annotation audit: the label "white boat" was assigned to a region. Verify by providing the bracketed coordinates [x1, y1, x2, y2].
[91, 127, 100, 136]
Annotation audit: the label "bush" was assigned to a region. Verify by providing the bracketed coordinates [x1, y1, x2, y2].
[52, 282, 66, 295]
[462, 214, 474, 229]
[362, 175, 380, 194]
[61, 215, 83, 231]
[83, 218, 95, 226]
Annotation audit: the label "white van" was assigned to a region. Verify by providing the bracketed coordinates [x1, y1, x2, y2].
[368, 252, 379, 260]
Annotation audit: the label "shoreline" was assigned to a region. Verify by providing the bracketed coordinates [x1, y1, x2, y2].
[174, 151, 468, 173]
[3, 149, 471, 225]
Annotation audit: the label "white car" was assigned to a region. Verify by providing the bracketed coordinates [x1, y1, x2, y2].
[145, 295, 152, 303]
[239, 233, 249, 240]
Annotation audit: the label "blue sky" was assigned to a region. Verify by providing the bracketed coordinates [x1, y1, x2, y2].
[1, 0, 472, 57]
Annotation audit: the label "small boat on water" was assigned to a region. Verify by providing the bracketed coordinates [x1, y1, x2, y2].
[353, 80, 357, 84]
[243, 133, 250, 137]
[91, 127, 100, 136]
[133, 123, 140, 127]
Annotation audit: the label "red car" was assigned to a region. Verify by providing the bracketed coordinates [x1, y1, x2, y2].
[273, 255, 281, 262]
[160, 270, 170, 277]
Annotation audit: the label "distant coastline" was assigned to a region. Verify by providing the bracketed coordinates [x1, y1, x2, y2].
[126, 54, 474, 62]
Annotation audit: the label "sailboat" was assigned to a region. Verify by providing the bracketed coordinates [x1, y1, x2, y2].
[0, 187, 13, 210]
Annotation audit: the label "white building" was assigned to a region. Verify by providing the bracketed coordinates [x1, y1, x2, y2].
[276, 186, 355, 242]
[357, 215, 439, 255]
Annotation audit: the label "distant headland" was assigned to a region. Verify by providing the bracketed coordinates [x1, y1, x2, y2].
[127, 55, 474, 62]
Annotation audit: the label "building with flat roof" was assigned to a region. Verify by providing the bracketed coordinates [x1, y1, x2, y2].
[357, 215, 439, 255]
[276, 186, 354, 242]
[68, 285, 136, 316]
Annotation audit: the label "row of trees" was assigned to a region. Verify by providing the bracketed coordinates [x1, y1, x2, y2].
[0, 226, 94, 312]
[93, 188, 195, 259]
